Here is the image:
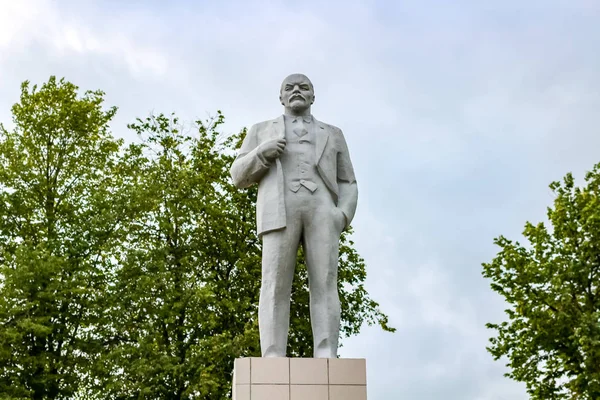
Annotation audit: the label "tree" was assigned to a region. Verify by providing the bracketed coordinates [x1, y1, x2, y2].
[0, 77, 127, 399]
[0, 76, 394, 399]
[482, 164, 600, 399]
[96, 112, 394, 400]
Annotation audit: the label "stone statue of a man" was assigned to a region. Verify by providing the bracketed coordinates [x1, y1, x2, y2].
[230, 74, 358, 358]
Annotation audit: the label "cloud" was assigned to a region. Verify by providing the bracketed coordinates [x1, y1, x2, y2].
[0, 0, 169, 79]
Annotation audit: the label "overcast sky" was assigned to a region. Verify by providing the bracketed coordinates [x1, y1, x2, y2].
[1, 1, 600, 399]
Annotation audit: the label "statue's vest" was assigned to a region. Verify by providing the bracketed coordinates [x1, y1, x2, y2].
[280, 115, 326, 194]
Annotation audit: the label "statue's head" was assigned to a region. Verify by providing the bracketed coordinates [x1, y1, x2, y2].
[279, 73, 315, 114]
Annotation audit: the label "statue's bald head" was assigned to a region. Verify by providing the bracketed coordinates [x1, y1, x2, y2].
[280, 73, 314, 95]
[279, 73, 315, 114]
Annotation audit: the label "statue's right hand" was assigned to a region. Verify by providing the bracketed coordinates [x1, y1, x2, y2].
[258, 138, 286, 161]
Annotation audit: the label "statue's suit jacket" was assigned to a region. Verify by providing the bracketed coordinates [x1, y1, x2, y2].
[230, 115, 358, 237]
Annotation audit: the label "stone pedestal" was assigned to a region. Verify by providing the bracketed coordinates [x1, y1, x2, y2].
[232, 357, 367, 400]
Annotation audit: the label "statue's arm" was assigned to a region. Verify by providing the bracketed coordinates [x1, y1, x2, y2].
[336, 129, 358, 228]
[230, 124, 271, 188]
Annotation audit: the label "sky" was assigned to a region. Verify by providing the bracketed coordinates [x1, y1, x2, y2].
[1, 0, 599, 399]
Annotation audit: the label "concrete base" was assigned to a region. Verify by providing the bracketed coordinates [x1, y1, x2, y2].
[232, 357, 367, 400]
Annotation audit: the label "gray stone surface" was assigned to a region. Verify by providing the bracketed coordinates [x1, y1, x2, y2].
[230, 74, 358, 358]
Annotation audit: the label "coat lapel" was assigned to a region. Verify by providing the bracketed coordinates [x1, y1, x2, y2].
[269, 116, 286, 230]
[314, 117, 329, 163]
[270, 115, 285, 140]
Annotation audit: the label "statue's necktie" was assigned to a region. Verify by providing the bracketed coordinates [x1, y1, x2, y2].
[292, 117, 310, 137]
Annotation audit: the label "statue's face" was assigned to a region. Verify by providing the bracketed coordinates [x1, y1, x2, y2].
[279, 74, 314, 112]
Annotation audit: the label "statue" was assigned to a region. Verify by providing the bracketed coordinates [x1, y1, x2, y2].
[230, 74, 358, 358]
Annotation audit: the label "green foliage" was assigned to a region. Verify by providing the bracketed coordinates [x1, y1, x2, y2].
[0, 76, 394, 399]
[0, 76, 124, 399]
[96, 112, 394, 399]
[92, 112, 262, 400]
[483, 164, 600, 399]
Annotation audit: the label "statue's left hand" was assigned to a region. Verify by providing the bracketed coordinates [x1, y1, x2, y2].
[333, 208, 347, 232]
